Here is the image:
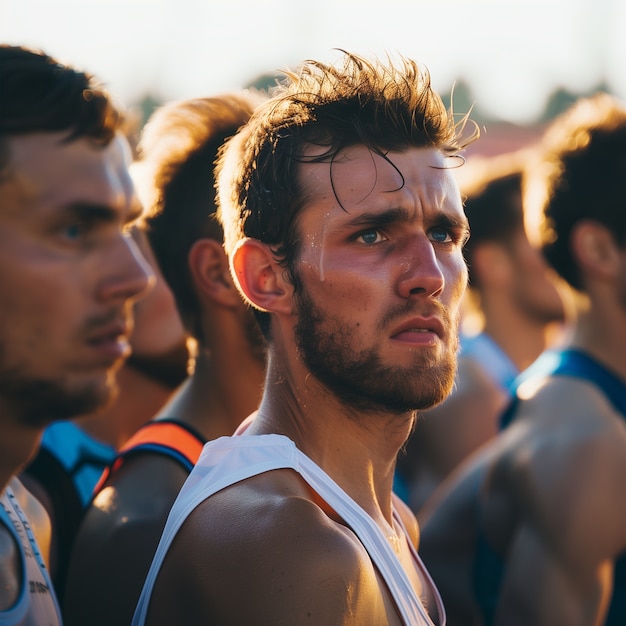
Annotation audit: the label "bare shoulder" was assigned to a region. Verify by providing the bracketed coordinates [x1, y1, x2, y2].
[403, 355, 507, 510]
[491, 376, 626, 554]
[150, 469, 391, 625]
[456, 355, 509, 398]
[420, 430, 503, 525]
[507, 375, 626, 477]
[419, 439, 497, 565]
[64, 454, 191, 626]
[76, 452, 190, 548]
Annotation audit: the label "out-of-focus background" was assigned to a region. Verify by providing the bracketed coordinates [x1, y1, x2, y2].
[1, 0, 623, 155]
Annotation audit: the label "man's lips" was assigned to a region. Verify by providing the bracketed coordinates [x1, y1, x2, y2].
[390, 316, 444, 343]
[86, 322, 131, 361]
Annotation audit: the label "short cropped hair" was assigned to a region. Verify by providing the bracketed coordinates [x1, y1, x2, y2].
[0, 44, 123, 176]
[217, 50, 477, 334]
[134, 93, 261, 341]
[524, 93, 626, 291]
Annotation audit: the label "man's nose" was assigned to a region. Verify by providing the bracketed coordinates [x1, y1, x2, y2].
[96, 234, 155, 305]
[396, 236, 445, 299]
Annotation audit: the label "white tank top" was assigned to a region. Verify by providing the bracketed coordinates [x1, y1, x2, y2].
[0, 481, 62, 626]
[133, 434, 445, 625]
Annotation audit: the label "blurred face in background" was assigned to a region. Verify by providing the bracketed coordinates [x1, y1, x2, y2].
[125, 227, 190, 389]
[0, 133, 152, 426]
[507, 227, 566, 325]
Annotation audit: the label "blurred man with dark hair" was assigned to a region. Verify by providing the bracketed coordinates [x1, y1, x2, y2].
[0, 44, 152, 624]
[420, 93, 626, 626]
[64, 92, 267, 626]
[398, 152, 566, 512]
[20, 222, 189, 605]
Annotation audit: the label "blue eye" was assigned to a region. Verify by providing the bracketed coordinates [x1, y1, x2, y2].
[358, 230, 383, 245]
[430, 227, 452, 243]
[64, 224, 83, 239]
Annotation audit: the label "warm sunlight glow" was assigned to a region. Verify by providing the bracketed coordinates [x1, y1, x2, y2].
[1, 0, 622, 126]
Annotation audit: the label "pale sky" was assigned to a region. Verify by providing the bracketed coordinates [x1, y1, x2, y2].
[1, 0, 623, 124]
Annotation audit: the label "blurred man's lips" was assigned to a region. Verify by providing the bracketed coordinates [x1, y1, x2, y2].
[87, 324, 131, 361]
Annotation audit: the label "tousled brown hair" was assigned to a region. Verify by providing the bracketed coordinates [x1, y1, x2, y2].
[217, 50, 478, 335]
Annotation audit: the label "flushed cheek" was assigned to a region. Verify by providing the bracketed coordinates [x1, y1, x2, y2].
[304, 262, 389, 306]
[304, 245, 394, 288]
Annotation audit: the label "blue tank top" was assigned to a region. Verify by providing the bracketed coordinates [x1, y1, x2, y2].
[475, 349, 626, 626]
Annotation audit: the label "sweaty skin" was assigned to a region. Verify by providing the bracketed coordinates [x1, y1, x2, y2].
[137, 146, 468, 626]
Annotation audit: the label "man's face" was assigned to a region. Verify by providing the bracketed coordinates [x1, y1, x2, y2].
[508, 229, 565, 325]
[0, 132, 153, 426]
[124, 228, 189, 388]
[292, 145, 469, 414]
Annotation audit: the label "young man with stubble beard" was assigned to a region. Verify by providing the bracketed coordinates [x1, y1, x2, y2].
[133, 50, 478, 626]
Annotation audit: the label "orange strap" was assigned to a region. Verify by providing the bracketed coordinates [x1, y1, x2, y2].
[93, 420, 205, 495]
[118, 421, 205, 460]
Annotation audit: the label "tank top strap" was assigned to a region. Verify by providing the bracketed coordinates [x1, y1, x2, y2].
[0, 484, 62, 626]
[94, 419, 205, 494]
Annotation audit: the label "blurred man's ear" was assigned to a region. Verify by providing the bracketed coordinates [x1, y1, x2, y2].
[572, 220, 620, 281]
[188, 238, 242, 308]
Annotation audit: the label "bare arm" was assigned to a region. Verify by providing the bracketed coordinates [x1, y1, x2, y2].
[63, 455, 190, 626]
[419, 446, 497, 626]
[496, 523, 612, 626]
[492, 385, 626, 626]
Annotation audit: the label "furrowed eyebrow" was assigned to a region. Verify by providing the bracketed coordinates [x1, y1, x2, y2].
[432, 212, 470, 238]
[341, 206, 470, 240]
[60, 202, 141, 226]
[126, 198, 145, 225]
[341, 207, 412, 230]
[61, 203, 116, 221]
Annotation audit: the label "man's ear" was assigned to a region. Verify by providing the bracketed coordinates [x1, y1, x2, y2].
[230, 238, 292, 314]
[572, 220, 619, 279]
[188, 238, 242, 308]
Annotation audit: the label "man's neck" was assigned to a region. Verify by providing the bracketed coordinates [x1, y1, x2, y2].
[250, 355, 415, 525]
[481, 304, 561, 372]
[570, 301, 626, 383]
[155, 346, 265, 441]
